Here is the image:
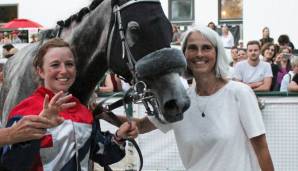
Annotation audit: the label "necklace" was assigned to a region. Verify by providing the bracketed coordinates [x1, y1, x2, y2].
[196, 80, 223, 118]
[197, 96, 211, 118]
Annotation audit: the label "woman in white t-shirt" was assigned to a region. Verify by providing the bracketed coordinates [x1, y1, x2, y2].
[136, 26, 273, 171]
[109, 26, 274, 171]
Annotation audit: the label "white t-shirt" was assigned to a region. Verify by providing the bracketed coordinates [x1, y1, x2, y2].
[233, 60, 273, 83]
[280, 71, 295, 92]
[150, 81, 265, 171]
[221, 32, 234, 48]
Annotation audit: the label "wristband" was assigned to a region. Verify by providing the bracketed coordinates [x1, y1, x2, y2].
[113, 130, 125, 143]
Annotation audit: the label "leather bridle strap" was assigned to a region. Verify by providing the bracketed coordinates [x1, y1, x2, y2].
[117, 0, 160, 11]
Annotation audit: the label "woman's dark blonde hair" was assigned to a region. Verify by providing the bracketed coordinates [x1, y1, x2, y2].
[261, 42, 276, 57]
[33, 38, 76, 70]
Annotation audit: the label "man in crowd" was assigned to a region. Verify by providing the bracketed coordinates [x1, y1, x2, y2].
[233, 40, 272, 91]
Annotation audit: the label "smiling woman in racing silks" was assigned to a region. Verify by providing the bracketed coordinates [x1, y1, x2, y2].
[0, 38, 138, 171]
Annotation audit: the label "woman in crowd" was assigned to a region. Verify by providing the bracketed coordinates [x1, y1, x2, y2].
[288, 73, 298, 92]
[260, 27, 274, 47]
[237, 48, 247, 61]
[220, 24, 234, 48]
[171, 24, 182, 45]
[261, 42, 279, 90]
[207, 21, 217, 31]
[280, 55, 298, 92]
[0, 38, 138, 171]
[274, 47, 292, 90]
[110, 26, 274, 171]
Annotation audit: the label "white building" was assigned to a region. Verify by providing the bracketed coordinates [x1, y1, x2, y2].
[0, 0, 297, 46]
[160, 0, 298, 48]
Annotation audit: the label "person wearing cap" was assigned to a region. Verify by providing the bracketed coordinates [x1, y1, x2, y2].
[2, 43, 18, 58]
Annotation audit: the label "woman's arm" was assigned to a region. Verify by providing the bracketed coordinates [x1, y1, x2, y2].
[99, 113, 156, 134]
[250, 134, 274, 171]
[288, 81, 298, 92]
[0, 115, 52, 147]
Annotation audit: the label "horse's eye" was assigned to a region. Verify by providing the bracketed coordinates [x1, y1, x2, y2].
[128, 22, 140, 34]
[126, 21, 140, 47]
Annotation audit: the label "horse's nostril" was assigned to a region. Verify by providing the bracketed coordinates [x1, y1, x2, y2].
[164, 99, 178, 111]
[182, 100, 190, 112]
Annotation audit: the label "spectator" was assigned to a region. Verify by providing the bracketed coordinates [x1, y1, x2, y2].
[11, 30, 22, 44]
[274, 46, 292, 64]
[207, 21, 217, 31]
[230, 46, 238, 67]
[280, 55, 298, 92]
[275, 51, 291, 90]
[171, 24, 181, 45]
[260, 43, 279, 90]
[278, 34, 295, 51]
[2, 43, 18, 58]
[261, 43, 277, 63]
[237, 39, 244, 48]
[259, 27, 274, 47]
[1, 32, 11, 44]
[288, 73, 298, 92]
[221, 24, 234, 48]
[30, 34, 38, 43]
[237, 48, 247, 61]
[233, 40, 273, 91]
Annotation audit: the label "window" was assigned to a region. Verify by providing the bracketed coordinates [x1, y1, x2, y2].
[169, 0, 194, 23]
[219, 0, 242, 20]
[0, 5, 18, 23]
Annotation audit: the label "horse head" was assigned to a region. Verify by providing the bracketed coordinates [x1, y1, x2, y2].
[105, 0, 190, 122]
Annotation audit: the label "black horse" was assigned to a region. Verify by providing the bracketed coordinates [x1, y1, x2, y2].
[0, 0, 190, 125]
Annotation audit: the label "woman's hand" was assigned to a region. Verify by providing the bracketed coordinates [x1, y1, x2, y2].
[6, 115, 56, 144]
[116, 121, 139, 140]
[39, 91, 76, 126]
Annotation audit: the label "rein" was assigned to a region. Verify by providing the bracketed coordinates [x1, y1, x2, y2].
[106, 0, 166, 123]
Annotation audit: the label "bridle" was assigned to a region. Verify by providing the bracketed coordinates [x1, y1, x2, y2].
[97, 1, 166, 171]
[106, 0, 167, 123]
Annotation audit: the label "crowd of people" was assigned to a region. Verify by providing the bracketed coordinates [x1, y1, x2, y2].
[228, 30, 297, 92]
[169, 22, 298, 93]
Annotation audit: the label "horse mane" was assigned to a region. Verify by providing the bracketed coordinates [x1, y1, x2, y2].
[57, 0, 104, 28]
[40, 0, 105, 39]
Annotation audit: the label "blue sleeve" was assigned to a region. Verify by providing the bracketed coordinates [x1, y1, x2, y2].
[0, 116, 40, 171]
[90, 121, 126, 166]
